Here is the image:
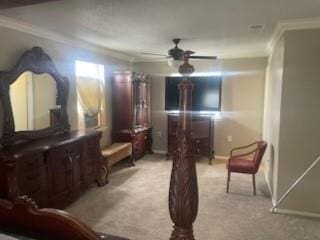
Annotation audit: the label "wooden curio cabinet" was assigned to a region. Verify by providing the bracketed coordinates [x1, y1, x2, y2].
[112, 72, 152, 161]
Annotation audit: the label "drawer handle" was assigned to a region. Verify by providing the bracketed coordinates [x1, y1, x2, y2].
[144, 136, 147, 139]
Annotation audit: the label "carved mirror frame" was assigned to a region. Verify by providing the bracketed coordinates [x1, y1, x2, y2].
[0, 47, 70, 146]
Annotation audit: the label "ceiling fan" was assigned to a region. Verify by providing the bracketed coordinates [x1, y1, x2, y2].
[142, 38, 217, 61]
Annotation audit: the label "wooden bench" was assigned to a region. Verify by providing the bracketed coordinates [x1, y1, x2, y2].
[101, 143, 134, 178]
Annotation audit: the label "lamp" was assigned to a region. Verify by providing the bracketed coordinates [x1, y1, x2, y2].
[178, 51, 195, 77]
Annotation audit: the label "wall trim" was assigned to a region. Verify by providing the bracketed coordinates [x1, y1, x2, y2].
[152, 151, 229, 160]
[215, 155, 229, 160]
[264, 169, 276, 206]
[272, 207, 320, 219]
[267, 17, 320, 55]
[0, 15, 134, 62]
[153, 149, 167, 154]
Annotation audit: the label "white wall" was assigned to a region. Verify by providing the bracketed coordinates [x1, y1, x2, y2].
[134, 58, 267, 156]
[278, 29, 320, 214]
[264, 29, 320, 215]
[263, 35, 284, 200]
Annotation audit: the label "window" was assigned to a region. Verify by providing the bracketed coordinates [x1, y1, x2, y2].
[75, 60, 105, 129]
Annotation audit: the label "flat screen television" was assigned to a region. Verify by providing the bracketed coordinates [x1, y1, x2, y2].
[165, 76, 222, 112]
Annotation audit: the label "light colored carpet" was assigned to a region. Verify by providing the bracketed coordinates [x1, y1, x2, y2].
[67, 154, 320, 240]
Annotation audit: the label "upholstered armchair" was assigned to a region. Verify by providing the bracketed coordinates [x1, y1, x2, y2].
[226, 141, 267, 195]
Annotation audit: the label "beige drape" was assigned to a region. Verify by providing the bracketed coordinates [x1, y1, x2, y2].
[77, 76, 103, 116]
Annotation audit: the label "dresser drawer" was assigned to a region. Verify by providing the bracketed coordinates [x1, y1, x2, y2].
[134, 132, 147, 144]
[65, 143, 81, 156]
[20, 172, 42, 195]
[133, 131, 149, 159]
[19, 167, 46, 196]
[50, 142, 81, 158]
[86, 136, 100, 148]
[17, 154, 44, 174]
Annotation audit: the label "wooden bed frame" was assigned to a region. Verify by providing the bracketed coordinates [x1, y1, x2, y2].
[168, 53, 199, 240]
[0, 196, 129, 240]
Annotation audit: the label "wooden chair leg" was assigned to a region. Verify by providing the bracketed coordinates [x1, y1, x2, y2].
[226, 171, 231, 193]
[252, 174, 256, 195]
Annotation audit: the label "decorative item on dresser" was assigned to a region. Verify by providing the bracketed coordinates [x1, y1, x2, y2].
[167, 114, 215, 164]
[0, 47, 106, 209]
[112, 72, 153, 160]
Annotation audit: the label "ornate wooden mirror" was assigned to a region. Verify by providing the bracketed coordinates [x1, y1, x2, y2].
[0, 47, 70, 146]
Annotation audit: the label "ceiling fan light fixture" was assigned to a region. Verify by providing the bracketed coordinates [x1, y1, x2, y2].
[168, 59, 183, 68]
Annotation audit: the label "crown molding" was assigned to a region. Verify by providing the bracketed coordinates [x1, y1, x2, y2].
[0, 15, 135, 62]
[267, 17, 320, 55]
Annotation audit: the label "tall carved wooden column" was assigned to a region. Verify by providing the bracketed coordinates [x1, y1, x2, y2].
[169, 52, 198, 240]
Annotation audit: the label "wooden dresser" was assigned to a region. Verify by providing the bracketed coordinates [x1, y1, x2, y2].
[0, 130, 105, 209]
[167, 114, 215, 164]
[112, 72, 152, 161]
[0, 47, 105, 209]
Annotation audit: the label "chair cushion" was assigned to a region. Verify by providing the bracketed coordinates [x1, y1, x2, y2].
[227, 157, 256, 174]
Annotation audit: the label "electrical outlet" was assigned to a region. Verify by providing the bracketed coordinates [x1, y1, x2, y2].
[157, 131, 162, 138]
[227, 136, 233, 142]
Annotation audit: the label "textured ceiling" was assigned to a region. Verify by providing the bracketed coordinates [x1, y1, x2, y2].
[1, 0, 320, 61]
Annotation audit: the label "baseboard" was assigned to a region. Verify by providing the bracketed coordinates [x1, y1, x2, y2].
[153, 149, 167, 154]
[272, 207, 320, 219]
[152, 151, 228, 160]
[264, 170, 276, 206]
[263, 167, 320, 219]
[152, 151, 229, 159]
[215, 155, 229, 160]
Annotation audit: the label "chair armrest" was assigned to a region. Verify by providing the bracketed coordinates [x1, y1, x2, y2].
[228, 146, 261, 164]
[230, 141, 260, 157]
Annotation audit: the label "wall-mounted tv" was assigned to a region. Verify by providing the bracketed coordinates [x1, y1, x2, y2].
[165, 76, 222, 112]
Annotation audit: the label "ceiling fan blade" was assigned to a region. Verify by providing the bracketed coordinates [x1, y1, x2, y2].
[189, 56, 217, 59]
[141, 52, 168, 57]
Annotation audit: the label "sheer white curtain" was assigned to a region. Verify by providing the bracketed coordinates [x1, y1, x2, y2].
[77, 75, 102, 116]
[75, 61, 104, 117]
